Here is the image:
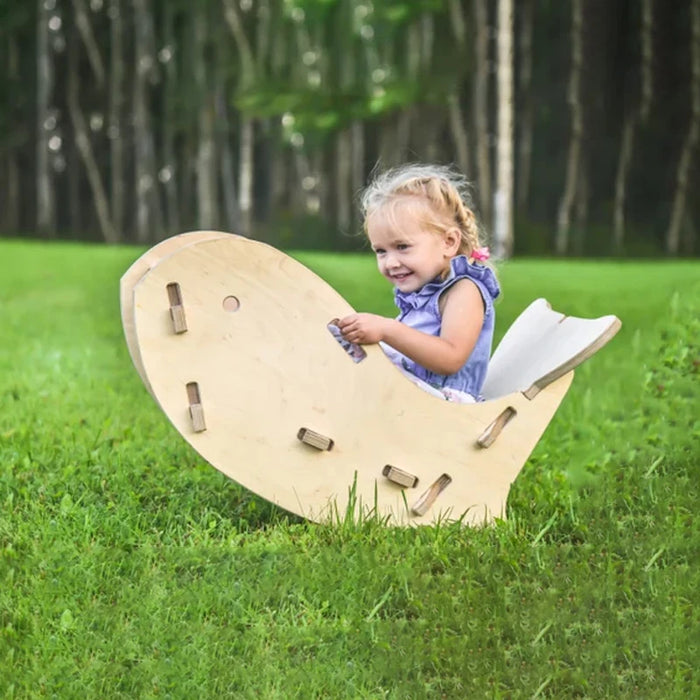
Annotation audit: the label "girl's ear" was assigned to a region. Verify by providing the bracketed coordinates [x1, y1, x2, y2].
[443, 228, 461, 257]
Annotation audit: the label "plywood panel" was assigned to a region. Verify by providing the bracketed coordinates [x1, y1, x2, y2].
[129, 234, 576, 526]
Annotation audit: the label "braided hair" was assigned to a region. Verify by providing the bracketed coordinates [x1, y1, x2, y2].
[360, 163, 485, 256]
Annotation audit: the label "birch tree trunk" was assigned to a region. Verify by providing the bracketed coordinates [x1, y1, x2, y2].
[266, 6, 288, 220]
[334, 0, 355, 237]
[67, 29, 118, 243]
[71, 0, 105, 87]
[447, 0, 471, 176]
[555, 0, 583, 256]
[133, 0, 163, 242]
[335, 129, 352, 235]
[666, 0, 699, 254]
[492, 0, 514, 259]
[238, 118, 254, 236]
[473, 0, 492, 229]
[448, 94, 470, 176]
[159, 2, 179, 234]
[108, 0, 125, 237]
[516, 0, 534, 210]
[223, 0, 256, 236]
[193, 6, 218, 230]
[613, 0, 654, 252]
[254, 2, 273, 226]
[37, 0, 55, 237]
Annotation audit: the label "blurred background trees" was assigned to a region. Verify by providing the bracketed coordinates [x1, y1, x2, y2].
[0, 0, 698, 256]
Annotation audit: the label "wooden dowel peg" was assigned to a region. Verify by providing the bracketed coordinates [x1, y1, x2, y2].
[382, 465, 419, 488]
[411, 474, 452, 517]
[166, 282, 188, 334]
[186, 382, 206, 432]
[297, 427, 334, 451]
[476, 407, 517, 448]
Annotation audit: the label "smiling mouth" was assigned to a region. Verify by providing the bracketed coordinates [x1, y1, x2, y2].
[390, 272, 412, 282]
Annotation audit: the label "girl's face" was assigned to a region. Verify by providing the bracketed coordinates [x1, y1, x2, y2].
[367, 199, 460, 293]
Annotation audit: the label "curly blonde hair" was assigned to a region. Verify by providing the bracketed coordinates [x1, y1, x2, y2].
[360, 163, 485, 256]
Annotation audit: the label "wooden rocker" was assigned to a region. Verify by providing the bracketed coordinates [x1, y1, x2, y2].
[121, 232, 621, 526]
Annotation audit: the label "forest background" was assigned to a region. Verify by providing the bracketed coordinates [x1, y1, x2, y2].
[1, 0, 699, 257]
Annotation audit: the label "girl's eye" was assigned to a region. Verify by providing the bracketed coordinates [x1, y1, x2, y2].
[397, 244, 409, 251]
[374, 249, 385, 256]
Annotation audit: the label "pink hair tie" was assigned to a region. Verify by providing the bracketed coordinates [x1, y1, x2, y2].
[471, 246, 490, 262]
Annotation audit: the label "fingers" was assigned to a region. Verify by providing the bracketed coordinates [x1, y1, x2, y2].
[338, 318, 362, 343]
[336, 315, 357, 339]
[336, 314, 356, 330]
[336, 313, 382, 344]
[342, 327, 360, 343]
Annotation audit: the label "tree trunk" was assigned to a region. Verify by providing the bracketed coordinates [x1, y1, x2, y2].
[68, 132, 82, 234]
[222, 0, 255, 80]
[516, 0, 534, 210]
[396, 108, 412, 161]
[217, 91, 241, 233]
[238, 117, 254, 236]
[378, 116, 399, 168]
[256, 0, 271, 77]
[71, 0, 105, 87]
[473, 0, 492, 229]
[493, 0, 514, 259]
[133, 0, 163, 242]
[574, 159, 588, 255]
[613, 0, 654, 252]
[4, 35, 20, 232]
[420, 12, 434, 74]
[109, 0, 125, 238]
[223, 0, 257, 236]
[264, 5, 287, 219]
[406, 20, 421, 79]
[334, 2, 354, 238]
[4, 157, 20, 233]
[448, 94, 471, 176]
[159, 2, 179, 234]
[193, 6, 218, 230]
[67, 30, 118, 243]
[37, 0, 56, 238]
[448, 0, 467, 46]
[268, 123, 287, 221]
[555, 0, 583, 256]
[351, 119, 365, 184]
[613, 116, 636, 253]
[196, 95, 218, 230]
[335, 129, 352, 236]
[447, 0, 470, 176]
[666, 0, 699, 255]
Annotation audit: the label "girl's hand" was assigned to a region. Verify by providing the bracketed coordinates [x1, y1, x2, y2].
[337, 313, 389, 345]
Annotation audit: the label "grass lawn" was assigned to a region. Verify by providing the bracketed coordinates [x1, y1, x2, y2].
[1, 239, 698, 699]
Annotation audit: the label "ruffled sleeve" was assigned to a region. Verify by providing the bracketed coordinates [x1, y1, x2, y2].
[394, 255, 500, 316]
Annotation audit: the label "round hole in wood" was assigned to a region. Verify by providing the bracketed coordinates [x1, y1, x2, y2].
[222, 295, 240, 312]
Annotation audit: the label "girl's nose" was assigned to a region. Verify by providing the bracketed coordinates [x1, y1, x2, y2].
[384, 252, 400, 269]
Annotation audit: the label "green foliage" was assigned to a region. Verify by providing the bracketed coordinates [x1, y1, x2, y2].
[234, 0, 454, 142]
[0, 242, 698, 698]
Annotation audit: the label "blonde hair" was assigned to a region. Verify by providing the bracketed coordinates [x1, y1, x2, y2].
[360, 163, 485, 256]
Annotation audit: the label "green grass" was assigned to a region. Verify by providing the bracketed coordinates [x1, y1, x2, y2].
[1, 239, 698, 699]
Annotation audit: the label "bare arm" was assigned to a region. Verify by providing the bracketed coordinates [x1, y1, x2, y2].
[337, 279, 485, 375]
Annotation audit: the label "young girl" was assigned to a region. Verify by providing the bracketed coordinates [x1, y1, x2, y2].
[337, 163, 500, 403]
